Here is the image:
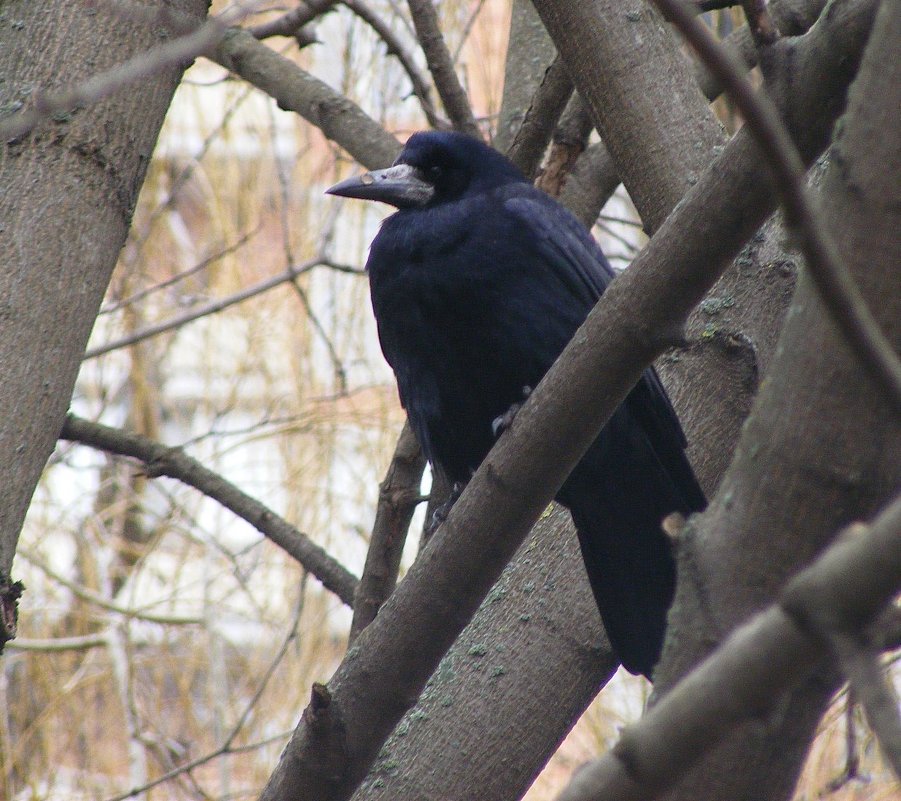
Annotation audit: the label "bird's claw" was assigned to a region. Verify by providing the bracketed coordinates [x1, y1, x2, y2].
[492, 386, 533, 438]
[425, 481, 466, 537]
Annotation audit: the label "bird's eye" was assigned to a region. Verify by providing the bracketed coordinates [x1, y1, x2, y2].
[427, 165, 444, 182]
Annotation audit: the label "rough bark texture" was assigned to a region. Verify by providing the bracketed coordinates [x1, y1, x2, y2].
[531, 0, 725, 233]
[355, 505, 617, 801]
[656, 3, 900, 798]
[494, 0, 559, 154]
[0, 0, 210, 642]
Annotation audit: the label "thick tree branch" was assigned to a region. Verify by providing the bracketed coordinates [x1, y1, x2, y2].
[504, 56, 573, 179]
[406, 0, 480, 137]
[59, 415, 359, 607]
[693, 0, 827, 99]
[212, 27, 400, 170]
[557, 495, 901, 801]
[655, 0, 901, 413]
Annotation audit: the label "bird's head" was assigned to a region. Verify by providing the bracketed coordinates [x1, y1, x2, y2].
[326, 131, 526, 209]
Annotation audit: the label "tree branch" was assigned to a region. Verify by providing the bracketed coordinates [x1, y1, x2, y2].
[212, 27, 400, 170]
[84, 257, 363, 360]
[0, 12, 227, 143]
[557, 494, 901, 801]
[59, 415, 359, 607]
[248, 0, 339, 40]
[504, 56, 573, 179]
[349, 422, 426, 644]
[406, 0, 480, 137]
[654, 0, 901, 413]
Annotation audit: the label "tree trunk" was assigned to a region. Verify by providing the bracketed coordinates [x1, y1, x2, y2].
[0, 0, 210, 647]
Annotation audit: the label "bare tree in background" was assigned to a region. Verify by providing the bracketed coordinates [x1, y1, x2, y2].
[1, 1, 898, 801]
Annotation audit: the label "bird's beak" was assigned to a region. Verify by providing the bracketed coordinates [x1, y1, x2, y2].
[326, 163, 434, 208]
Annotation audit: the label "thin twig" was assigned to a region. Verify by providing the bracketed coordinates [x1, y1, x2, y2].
[6, 633, 109, 652]
[83, 257, 362, 360]
[406, 0, 480, 137]
[249, 0, 339, 40]
[652, 0, 901, 414]
[342, 0, 445, 129]
[18, 548, 203, 625]
[100, 228, 261, 316]
[102, 581, 307, 801]
[59, 415, 359, 607]
[451, 0, 489, 64]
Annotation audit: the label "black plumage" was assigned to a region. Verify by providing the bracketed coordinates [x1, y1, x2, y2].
[327, 131, 706, 677]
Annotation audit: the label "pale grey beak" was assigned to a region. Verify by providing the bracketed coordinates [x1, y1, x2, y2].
[326, 163, 434, 208]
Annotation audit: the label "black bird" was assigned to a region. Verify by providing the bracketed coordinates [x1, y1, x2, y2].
[327, 131, 706, 677]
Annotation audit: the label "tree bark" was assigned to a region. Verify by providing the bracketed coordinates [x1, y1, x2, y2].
[0, 0, 210, 648]
[656, 2, 900, 798]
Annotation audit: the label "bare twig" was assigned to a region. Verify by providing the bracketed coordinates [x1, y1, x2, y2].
[59, 415, 359, 607]
[249, 0, 339, 40]
[652, 0, 901, 413]
[451, 0, 489, 64]
[17, 548, 202, 625]
[6, 633, 108, 652]
[406, 0, 480, 137]
[100, 228, 261, 316]
[0, 14, 225, 142]
[557, 495, 901, 801]
[342, 0, 446, 129]
[83, 257, 362, 360]
[349, 422, 426, 644]
[102, 581, 307, 801]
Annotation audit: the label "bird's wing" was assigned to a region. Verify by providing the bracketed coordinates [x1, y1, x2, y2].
[504, 191, 702, 504]
[504, 192, 615, 306]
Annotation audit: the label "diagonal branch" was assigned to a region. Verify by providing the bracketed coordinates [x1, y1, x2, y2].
[0, 14, 227, 142]
[349, 422, 427, 644]
[557, 494, 901, 801]
[83, 257, 363, 360]
[248, 0, 340, 40]
[406, 0, 480, 137]
[212, 27, 401, 169]
[59, 415, 359, 607]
